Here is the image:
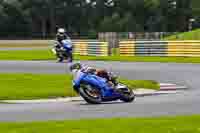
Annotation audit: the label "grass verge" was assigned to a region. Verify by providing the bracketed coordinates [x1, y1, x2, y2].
[0, 49, 55, 60]
[1, 49, 200, 63]
[164, 29, 200, 40]
[0, 115, 200, 133]
[0, 73, 159, 100]
[0, 44, 50, 47]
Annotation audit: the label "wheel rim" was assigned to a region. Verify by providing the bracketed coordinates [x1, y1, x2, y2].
[123, 91, 132, 97]
[119, 88, 133, 97]
[83, 85, 101, 99]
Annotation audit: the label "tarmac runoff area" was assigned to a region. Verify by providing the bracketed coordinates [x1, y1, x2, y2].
[0, 61, 199, 122]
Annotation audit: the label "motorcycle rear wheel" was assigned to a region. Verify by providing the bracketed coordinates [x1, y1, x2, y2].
[79, 84, 102, 104]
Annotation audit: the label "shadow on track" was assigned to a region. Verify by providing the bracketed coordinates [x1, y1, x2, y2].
[79, 101, 134, 106]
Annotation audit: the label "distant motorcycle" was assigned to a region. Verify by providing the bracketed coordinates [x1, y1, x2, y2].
[71, 68, 135, 104]
[52, 39, 73, 62]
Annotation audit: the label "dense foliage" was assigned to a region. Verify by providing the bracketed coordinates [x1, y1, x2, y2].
[0, 0, 199, 38]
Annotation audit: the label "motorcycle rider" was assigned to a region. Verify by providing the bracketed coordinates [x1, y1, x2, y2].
[53, 28, 72, 62]
[56, 28, 70, 44]
[69, 63, 118, 87]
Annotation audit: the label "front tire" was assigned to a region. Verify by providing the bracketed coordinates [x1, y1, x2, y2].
[119, 88, 135, 103]
[55, 50, 64, 62]
[66, 52, 73, 63]
[79, 84, 102, 104]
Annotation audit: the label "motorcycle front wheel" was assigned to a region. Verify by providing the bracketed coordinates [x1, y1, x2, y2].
[66, 52, 73, 62]
[79, 84, 102, 104]
[118, 87, 135, 103]
[55, 50, 64, 62]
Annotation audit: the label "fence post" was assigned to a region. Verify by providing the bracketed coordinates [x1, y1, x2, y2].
[98, 32, 119, 55]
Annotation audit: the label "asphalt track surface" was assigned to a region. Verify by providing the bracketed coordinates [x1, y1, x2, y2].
[0, 60, 200, 122]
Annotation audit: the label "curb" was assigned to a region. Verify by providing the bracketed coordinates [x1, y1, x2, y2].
[70, 90, 183, 101]
[134, 90, 183, 97]
[0, 83, 187, 104]
[160, 83, 187, 91]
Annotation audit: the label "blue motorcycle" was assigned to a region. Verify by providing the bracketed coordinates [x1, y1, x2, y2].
[71, 68, 135, 104]
[52, 39, 73, 62]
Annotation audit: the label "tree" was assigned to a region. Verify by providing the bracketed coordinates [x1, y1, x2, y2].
[0, 0, 196, 38]
[0, 0, 29, 37]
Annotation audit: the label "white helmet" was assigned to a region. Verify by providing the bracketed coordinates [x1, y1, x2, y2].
[57, 28, 65, 34]
[57, 28, 67, 41]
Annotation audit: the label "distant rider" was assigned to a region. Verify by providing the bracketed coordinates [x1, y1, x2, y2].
[53, 28, 72, 62]
[57, 28, 70, 41]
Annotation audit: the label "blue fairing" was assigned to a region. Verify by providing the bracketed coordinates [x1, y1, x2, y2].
[73, 71, 121, 98]
[73, 71, 86, 87]
[62, 40, 72, 51]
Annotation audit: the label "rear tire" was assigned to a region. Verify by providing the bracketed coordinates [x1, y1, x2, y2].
[79, 84, 102, 104]
[56, 50, 64, 62]
[67, 52, 73, 63]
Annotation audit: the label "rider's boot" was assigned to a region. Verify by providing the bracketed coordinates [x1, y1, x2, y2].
[111, 76, 118, 86]
[57, 57, 63, 62]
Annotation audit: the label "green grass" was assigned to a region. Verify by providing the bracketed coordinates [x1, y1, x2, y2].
[120, 79, 159, 90]
[0, 49, 55, 60]
[111, 48, 120, 56]
[0, 73, 159, 100]
[164, 29, 200, 40]
[192, 0, 200, 11]
[0, 115, 200, 133]
[1, 49, 200, 63]
[0, 73, 75, 100]
[0, 44, 49, 47]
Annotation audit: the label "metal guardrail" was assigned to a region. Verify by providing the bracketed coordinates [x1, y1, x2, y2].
[2, 40, 200, 57]
[119, 40, 200, 57]
[73, 41, 109, 56]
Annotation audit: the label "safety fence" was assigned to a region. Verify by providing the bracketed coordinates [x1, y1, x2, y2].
[119, 40, 200, 57]
[1, 40, 200, 57]
[73, 41, 109, 56]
